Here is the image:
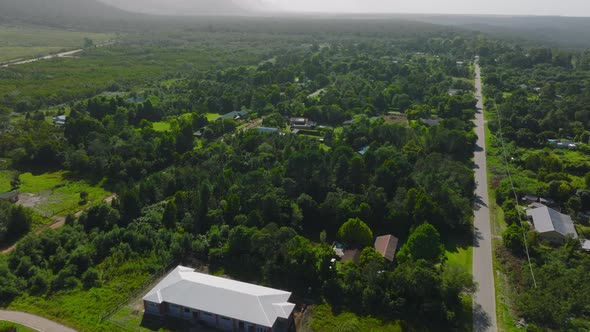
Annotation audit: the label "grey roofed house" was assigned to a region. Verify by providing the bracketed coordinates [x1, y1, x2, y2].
[0, 190, 18, 203]
[52, 115, 67, 126]
[539, 197, 556, 206]
[143, 266, 295, 330]
[374, 234, 399, 262]
[420, 118, 443, 127]
[526, 205, 578, 243]
[217, 110, 248, 121]
[582, 239, 590, 252]
[289, 117, 316, 130]
[256, 127, 279, 134]
[522, 194, 539, 203]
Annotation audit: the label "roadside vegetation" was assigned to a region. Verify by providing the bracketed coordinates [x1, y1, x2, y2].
[481, 43, 590, 330]
[0, 321, 37, 332]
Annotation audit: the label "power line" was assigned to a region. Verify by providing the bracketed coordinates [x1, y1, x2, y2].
[476, 61, 538, 288]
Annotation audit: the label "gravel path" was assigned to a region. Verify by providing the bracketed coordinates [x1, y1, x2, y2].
[472, 60, 498, 332]
[0, 310, 77, 332]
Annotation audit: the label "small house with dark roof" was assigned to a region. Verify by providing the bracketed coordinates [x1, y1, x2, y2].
[52, 115, 67, 126]
[526, 205, 578, 243]
[217, 110, 249, 121]
[0, 190, 18, 203]
[522, 194, 539, 204]
[420, 118, 443, 127]
[256, 127, 279, 134]
[374, 234, 399, 262]
[539, 197, 556, 207]
[289, 117, 316, 130]
[341, 249, 361, 264]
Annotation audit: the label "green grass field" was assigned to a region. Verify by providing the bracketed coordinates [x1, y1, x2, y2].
[17, 171, 110, 218]
[0, 321, 37, 332]
[308, 304, 404, 332]
[0, 26, 114, 62]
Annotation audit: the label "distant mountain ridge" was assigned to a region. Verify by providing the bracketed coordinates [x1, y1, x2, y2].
[98, 0, 254, 16]
[0, 0, 132, 19]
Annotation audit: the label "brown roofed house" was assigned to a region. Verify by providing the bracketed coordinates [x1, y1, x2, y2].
[374, 234, 399, 262]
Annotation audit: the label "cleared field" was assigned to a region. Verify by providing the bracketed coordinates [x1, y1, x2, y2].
[307, 304, 403, 332]
[17, 171, 110, 218]
[0, 26, 113, 62]
[152, 122, 171, 132]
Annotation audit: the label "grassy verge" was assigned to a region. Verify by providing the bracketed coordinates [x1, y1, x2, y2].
[445, 246, 473, 272]
[308, 304, 404, 332]
[8, 260, 153, 332]
[0, 321, 38, 332]
[484, 112, 519, 332]
[18, 171, 110, 218]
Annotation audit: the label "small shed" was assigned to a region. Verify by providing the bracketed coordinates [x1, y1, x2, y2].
[0, 190, 19, 203]
[341, 249, 361, 264]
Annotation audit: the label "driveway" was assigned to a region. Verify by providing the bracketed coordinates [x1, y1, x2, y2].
[0, 310, 77, 332]
[472, 61, 498, 332]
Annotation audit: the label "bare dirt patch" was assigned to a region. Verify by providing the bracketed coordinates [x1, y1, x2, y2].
[383, 113, 408, 125]
[15, 193, 45, 209]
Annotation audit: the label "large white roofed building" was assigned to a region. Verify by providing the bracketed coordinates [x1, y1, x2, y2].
[143, 266, 295, 332]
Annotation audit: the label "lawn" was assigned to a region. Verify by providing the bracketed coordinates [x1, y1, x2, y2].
[445, 245, 473, 272]
[0, 26, 114, 62]
[17, 171, 110, 218]
[152, 121, 172, 132]
[307, 304, 404, 332]
[0, 321, 37, 332]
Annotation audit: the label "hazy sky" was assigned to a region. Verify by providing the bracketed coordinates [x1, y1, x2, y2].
[263, 0, 590, 16]
[100, 0, 590, 17]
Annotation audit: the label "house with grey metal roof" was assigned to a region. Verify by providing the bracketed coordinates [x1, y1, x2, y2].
[526, 205, 578, 243]
[143, 266, 294, 332]
[0, 190, 18, 203]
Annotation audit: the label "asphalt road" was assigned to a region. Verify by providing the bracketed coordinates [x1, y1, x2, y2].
[0, 310, 77, 332]
[472, 61, 498, 332]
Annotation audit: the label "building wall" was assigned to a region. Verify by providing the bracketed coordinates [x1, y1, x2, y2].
[540, 230, 565, 244]
[144, 301, 160, 315]
[143, 301, 280, 332]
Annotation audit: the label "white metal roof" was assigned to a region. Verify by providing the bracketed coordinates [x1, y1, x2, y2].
[526, 205, 578, 238]
[143, 266, 295, 327]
